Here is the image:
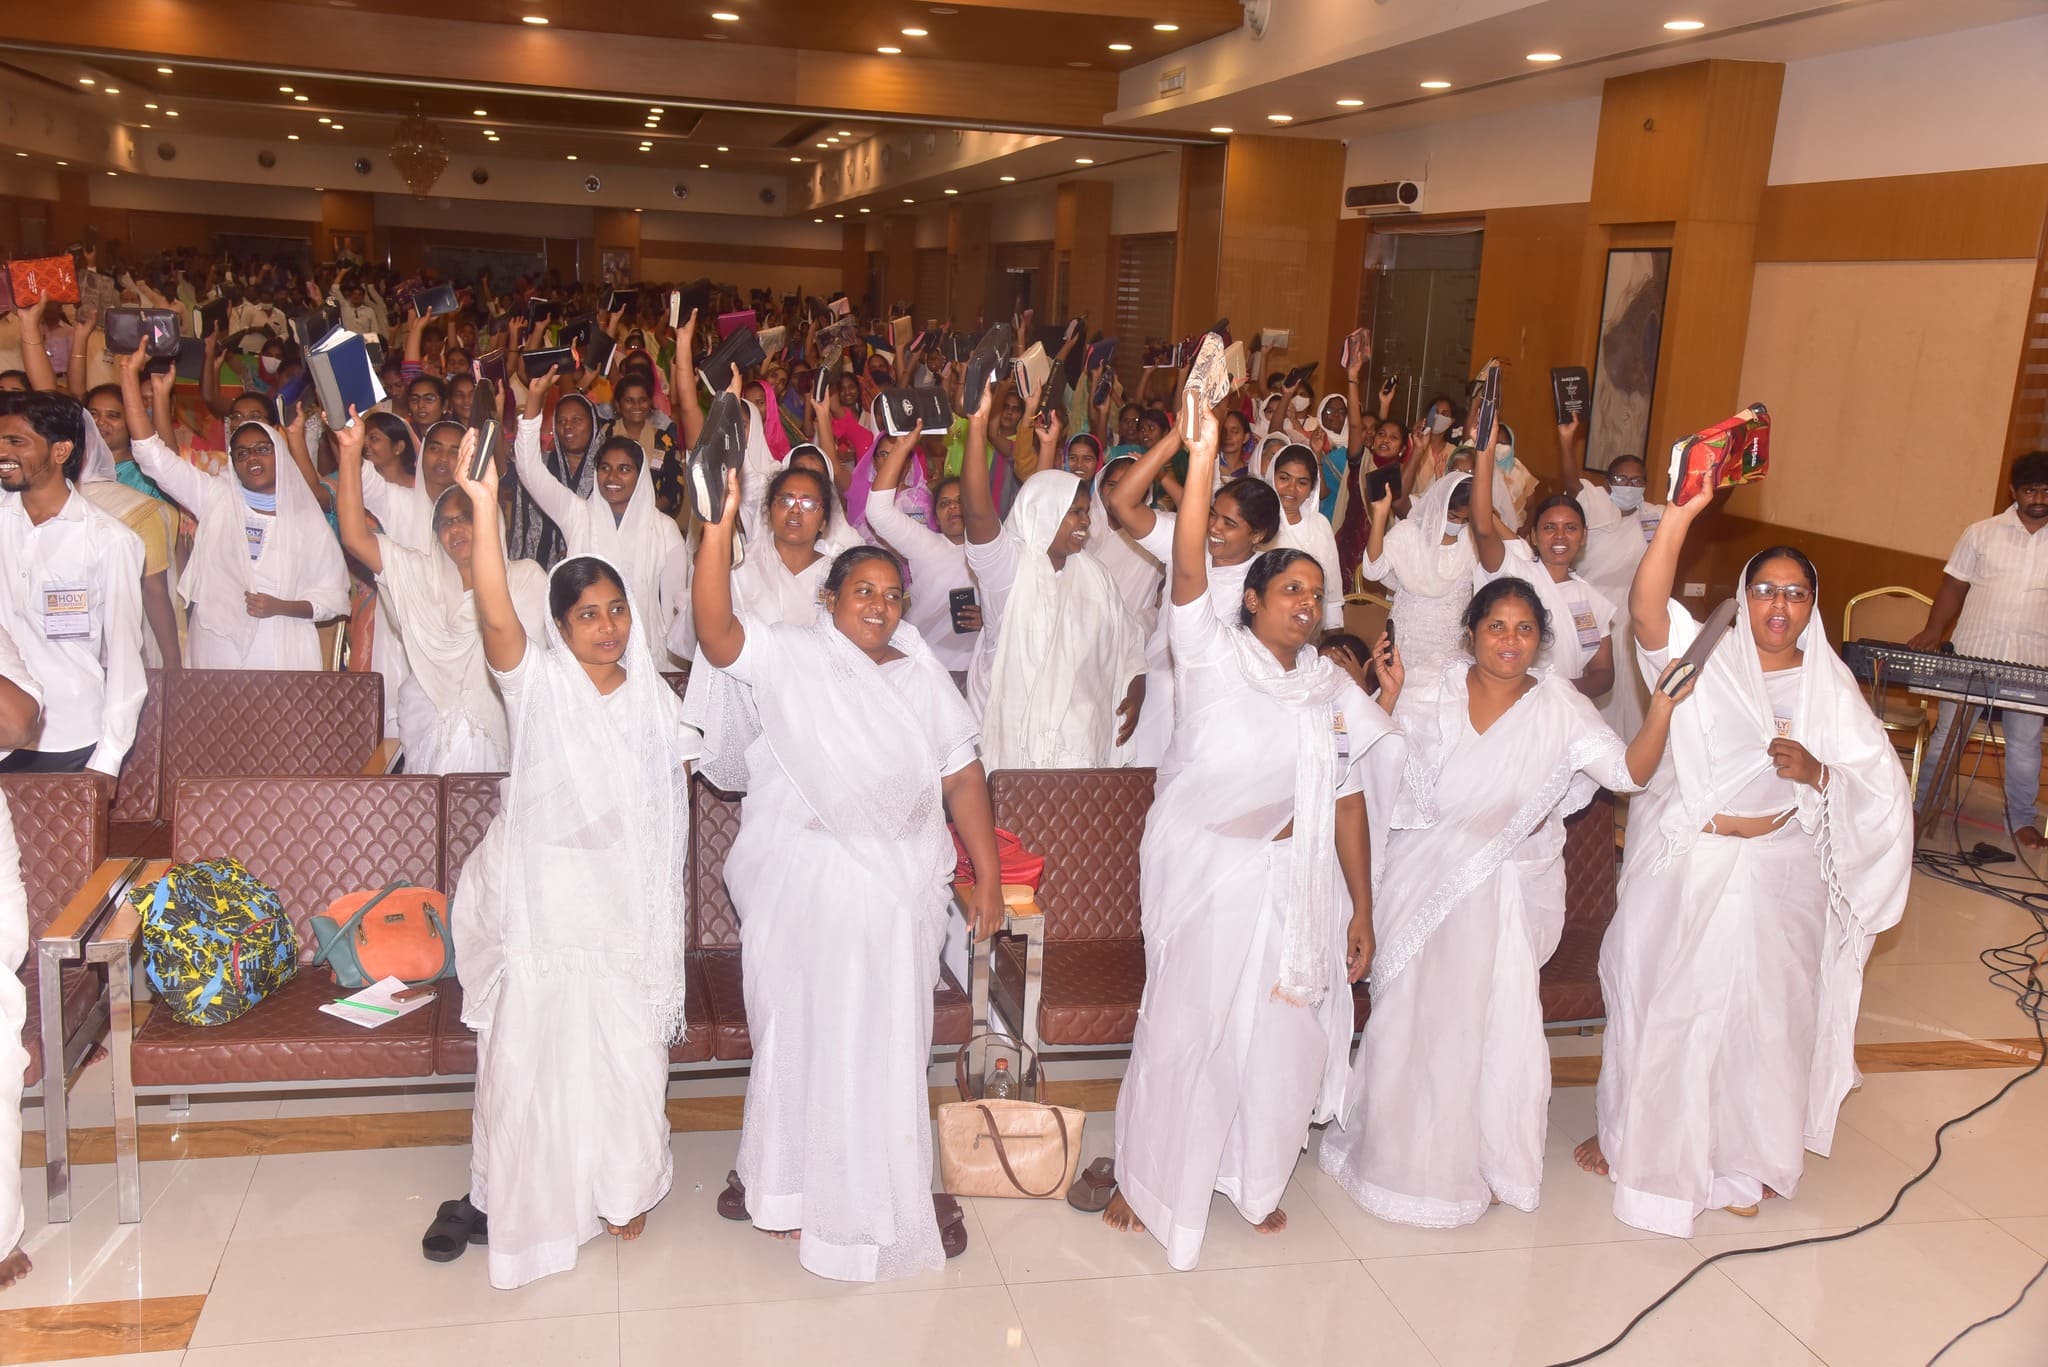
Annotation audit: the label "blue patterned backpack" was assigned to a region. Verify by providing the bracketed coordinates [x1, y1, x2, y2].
[132, 859, 301, 1026]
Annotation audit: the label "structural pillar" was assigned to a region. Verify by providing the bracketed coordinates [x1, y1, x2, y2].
[882, 214, 918, 317]
[947, 200, 994, 331]
[1055, 179, 1113, 333]
[316, 189, 375, 264]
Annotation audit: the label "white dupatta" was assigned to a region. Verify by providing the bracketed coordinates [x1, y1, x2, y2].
[1632, 564, 1913, 1151]
[488, 555, 699, 1042]
[1084, 463, 1164, 631]
[1266, 443, 1346, 628]
[978, 470, 1138, 770]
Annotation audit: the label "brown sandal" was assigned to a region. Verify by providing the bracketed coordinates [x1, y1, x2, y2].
[717, 1170, 750, 1222]
[934, 1194, 968, 1258]
[1066, 1157, 1117, 1213]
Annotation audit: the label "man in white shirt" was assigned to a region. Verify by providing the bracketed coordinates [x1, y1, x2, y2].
[333, 279, 384, 343]
[0, 391, 147, 775]
[0, 618, 42, 1290]
[1910, 451, 2048, 847]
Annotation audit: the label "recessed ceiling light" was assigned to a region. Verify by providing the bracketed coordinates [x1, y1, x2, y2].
[1074, 157, 1094, 165]
[859, 207, 870, 213]
[1420, 80, 1451, 90]
[1209, 125, 1233, 134]
[902, 197, 915, 203]
[1663, 19, 1705, 31]
[826, 136, 839, 142]
[1336, 98, 1364, 107]
[319, 116, 331, 123]
[104, 87, 120, 95]
[145, 103, 158, 109]
[156, 66, 173, 74]
[1267, 113, 1293, 122]
[649, 106, 664, 113]
[901, 27, 927, 36]
[814, 217, 824, 223]
[1109, 43, 1132, 52]
[474, 109, 489, 116]
[166, 109, 180, 116]
[287, 133, 300, 140]
[279, 85, 294, 93]
[999, 174, 1016, 182]
[1527, 51, 1562, 62]
[790, 155, 803, 162]
[877, 45, 901, 54]
[313, 186, 323, 192]
[815, 142, 829, 148]
[717, 145, 729, 152]
[78, 77, 95, 86]
[929, 6, 957, 13]
[943, 187, 958, 195]
[328, 122, 341, 129]
[293, 94, 309, 102]
[699, 162, 709, 168]
[1153, 22, 1178, 31]
[483, 128, 496, 135]
[835, 213, 844, 218]
[522, 14, 548, 23]
[711, 10, 739, 19]
[645, 121, 659, 128]
[56, 160, 67, 166]
[566, 154, 578, 160]
[1068, 60, 1090, 67]
[838, 130, 853, 136]
[13, 152, 24, 157]
[137, 123, 150, 128]
[107, 170, 117, 176]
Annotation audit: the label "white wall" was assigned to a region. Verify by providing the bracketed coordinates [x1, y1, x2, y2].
[638, 212, 838, 250]
[90, 174, 320, 220]
[372, 193, 589, 239]
[1109, 155, 1180, 236]
[1338, 96, 1600, 216]
[1768, 15, 2048, 184]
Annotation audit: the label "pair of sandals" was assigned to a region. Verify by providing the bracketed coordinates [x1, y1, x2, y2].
[421, 1196, 488, 1263]
[718, 1171, 969, 1259]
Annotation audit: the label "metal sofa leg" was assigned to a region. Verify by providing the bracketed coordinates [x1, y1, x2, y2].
[167, 1094, 190, 1119]
[109, 953, 143, 1224]
[36, 947, 72, 1223]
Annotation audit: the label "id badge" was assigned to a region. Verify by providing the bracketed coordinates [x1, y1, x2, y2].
[1773, 714, 1794, 739]
[1332, 706, 1350, 764]
[1573, 605, 1600, 651]
[42, 584, 91, 640]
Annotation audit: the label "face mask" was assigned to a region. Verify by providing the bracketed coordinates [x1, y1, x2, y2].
[1429, 412, 1454, 435]
[1495, 443, 1515, 471]
[1291, 395, 1311, 414]
[259, 356, 282, 376]
[1610, 485, 1646, 514]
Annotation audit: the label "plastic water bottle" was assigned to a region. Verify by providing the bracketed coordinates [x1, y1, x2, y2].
[984, 1056, 1017, 1100]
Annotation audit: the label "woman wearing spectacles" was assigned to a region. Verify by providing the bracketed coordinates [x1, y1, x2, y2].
[1577, 476, 1913, 1238]
[691, 464, 1005, 1281]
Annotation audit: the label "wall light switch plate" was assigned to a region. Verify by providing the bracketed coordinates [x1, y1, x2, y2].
[1261, 328, 1289, 350]
[1682, 582, 1706, 598]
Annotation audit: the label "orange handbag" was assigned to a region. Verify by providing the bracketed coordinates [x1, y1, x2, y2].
[309, 882, 455, 989]
[7, 256, 80, 307]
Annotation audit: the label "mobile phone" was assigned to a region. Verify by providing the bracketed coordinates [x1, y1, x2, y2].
[948, 587, 979, 634]
[1379, 376, 1398, 398]
[1364, 463, 1402, 505]
[469, 378, 501, 482]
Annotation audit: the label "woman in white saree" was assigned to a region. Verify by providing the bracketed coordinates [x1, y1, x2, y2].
[118, 355, 349, 670]
[442, 441, 696, 1289]
[692, 465, 1006, 1282]
[514, 369, 690, 665]
[1578, 481, 1913, 1236]
[1098, 407, 1403, 1270]
[1360, 472, 1478, 716]
[334, 415, 546, 773]
[1319, 577, 1689, 1228]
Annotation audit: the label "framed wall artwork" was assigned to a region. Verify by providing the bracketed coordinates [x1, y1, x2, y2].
[1589, 247, 1670, 471]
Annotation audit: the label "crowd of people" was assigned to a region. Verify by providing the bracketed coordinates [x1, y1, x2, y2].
[3, 235, 2043, 1297]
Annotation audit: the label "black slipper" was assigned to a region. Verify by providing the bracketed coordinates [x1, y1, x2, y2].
[717, 1170, 750, 1222]
[934, 1193, 968, 1259]
[422, 1195, 487, 1263]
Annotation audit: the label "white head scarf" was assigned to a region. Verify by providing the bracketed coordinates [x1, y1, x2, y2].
[1266, 444, 1346, 624]
[78, 415, 120, 483]
[574, 436, 688, 664]
[1383, 470, 1474, 598]
[178, 420, 348, 655]
[980, 470, 1134, 770]
[494, 553, 698, 1041]
[1084, 459, 1164, 626]
[1316, 395, 1351, 455]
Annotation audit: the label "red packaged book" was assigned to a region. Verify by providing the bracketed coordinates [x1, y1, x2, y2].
[7, 255, 80, 307]
[1668, 404, 1770, 505]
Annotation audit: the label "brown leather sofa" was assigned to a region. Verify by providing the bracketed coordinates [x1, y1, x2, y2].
[6, 772, 142, 1223]
[988, 770, 1622, 1052]
[109, 669, 398, 856]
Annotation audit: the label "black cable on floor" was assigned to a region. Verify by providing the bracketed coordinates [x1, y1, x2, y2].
[1546, 691, 2048, 1366]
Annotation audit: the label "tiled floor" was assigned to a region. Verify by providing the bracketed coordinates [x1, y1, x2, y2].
[9, 819, 2047, 1365]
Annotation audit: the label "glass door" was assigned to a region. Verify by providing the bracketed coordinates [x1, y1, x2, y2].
[1356, 228, 1484, 429]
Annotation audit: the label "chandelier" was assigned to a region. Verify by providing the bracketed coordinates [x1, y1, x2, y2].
[389, 106, 449, 200]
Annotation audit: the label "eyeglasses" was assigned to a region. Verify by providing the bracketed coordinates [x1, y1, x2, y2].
[1607, 474, 1646, 488]
[1747, 582, 1813, 604]
[773, 494, 823, 513]
[231, 440, 274, 459]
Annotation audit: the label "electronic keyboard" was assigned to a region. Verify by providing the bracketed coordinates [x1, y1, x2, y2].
[1842, 640, 2048, 716]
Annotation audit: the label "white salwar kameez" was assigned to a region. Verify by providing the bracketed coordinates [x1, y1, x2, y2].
[514, 416, 691, 667]
[1574, 482, 1659, 737]
[966, 471, 1142, 769]
[1320, 663, 1639, 1227]
[1595, 585, 1912, 1237]
[1114, 599, 1402, 1269]
[360, 459, 439, 743]
[454, 556, 696, 1289]
[131, 426, 349, 669]
[1360, 474, 1477, 719]
[373, 500, 547, 775]
[707, 619, 979, 1282]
